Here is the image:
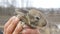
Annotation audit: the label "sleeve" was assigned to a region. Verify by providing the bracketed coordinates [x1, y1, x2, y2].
[0, 31, 3, 34]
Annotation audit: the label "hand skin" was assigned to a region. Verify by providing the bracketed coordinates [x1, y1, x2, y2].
[4, 16, 40, 34]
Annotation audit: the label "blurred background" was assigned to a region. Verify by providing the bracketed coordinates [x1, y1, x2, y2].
[0, 0, 60, 34]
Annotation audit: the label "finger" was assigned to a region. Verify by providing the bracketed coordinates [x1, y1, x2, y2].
[4, 16, 16, 34]
[4, 16, 16, 29]
[23, 25, 31, 29]
[13, 21, 22, 34]
[22, 29, 32, 34]
[6, 17, 19, 34]
[22, 29, 40, 34]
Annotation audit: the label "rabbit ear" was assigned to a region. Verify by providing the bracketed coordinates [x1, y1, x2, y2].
[15, 8, 29, 14]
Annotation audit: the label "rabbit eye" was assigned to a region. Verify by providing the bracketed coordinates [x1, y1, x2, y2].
[35, 16, 40, 20]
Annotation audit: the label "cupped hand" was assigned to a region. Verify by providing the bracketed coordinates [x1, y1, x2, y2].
[4, 16, 40, 34]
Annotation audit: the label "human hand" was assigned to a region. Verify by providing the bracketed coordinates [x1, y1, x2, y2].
[4, 16, 40, 34]
[4, 16, 22, 34]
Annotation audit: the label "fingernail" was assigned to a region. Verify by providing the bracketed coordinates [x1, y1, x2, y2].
[14, 16, 19, 21]
[12, 16, 16, 19]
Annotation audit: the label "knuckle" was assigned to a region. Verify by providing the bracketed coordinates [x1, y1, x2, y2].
[6, 28, 12, 33]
